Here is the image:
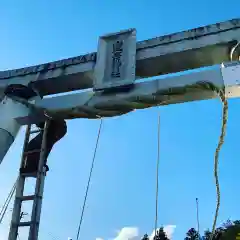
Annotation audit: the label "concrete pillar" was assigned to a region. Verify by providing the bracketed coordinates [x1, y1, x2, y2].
[0, 87, 41, 164]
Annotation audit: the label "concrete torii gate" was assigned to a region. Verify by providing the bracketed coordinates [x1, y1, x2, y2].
[0, 18, 240, 166]
[0, 17, 240, 240]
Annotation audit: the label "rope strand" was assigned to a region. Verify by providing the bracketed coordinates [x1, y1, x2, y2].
[76, 119, 103, 240]
[210, 89, 228, 240]
[154, 110, 161, 237]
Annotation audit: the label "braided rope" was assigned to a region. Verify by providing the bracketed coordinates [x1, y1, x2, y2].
[209, 87, 228, 240]
[187, 82, 228, 240]
[78, 81, 223, 118]
[6, 80, 222, 120]
[159, 81, 228, 240]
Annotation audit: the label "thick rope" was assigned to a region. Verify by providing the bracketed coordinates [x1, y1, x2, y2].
[154, 110, 161, 238]
[5, 79, 229, 121]
[230, 41, 240, 61]
[76, 118, 103, 240]
[209, 88, 228, 240]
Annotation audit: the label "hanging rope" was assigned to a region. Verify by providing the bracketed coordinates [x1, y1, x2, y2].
[230, 41, 240, 61]
[209, 87, 228, 240]
[75, 118, 103, 240]
[0, 179, 17, 224]
[148, 81, 227, 240]
[154, 109, 161, 237]
[187, 82, 228, 240]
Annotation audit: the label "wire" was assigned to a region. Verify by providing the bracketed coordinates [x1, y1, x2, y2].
[75, 118, 103, 240]
[210, 88, 228, 240]
[154, 110, 161, 238]
[0, 179, 17, 224]
[196, 198, 200, 236]
[0, 181, 16, 216]
[0, 185, 14, 218]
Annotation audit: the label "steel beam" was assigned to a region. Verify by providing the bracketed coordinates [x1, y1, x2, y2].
[13, 61, 240, 125]
[0, 18, 239, 96]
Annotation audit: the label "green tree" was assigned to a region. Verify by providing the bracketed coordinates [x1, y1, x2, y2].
[233, 220, 240, 225]
[214, 227, 225, 240]
[222, 219, 233, 228]
[220, 223, 240, 240]
[153, 227, 169, 240]
[203, 229, 211, 240]
[203, 226, 227, 240]
[185, 228, 200, 240]
[204, 220, 240, 239]
[141, 234, 149, 240]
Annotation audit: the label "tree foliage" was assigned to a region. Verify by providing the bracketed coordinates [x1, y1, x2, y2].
[184, 228, 200, 240]
[153, 227, 169, 240]
[203, 220, 240, 240]
[203, 227, 224, 240]
[142, 234, 149, 240]
[141, 219, 240, 240]
[203, 229, 211, 240]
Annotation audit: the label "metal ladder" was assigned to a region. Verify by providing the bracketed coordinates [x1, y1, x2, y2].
[8, 120, 50, 240]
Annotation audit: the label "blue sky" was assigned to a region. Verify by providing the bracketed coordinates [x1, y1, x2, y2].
[0, 0, 239, 239]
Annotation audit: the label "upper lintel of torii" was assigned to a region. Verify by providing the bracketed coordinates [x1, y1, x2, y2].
[0, 18, 240, 96]
[2, 18, 240, 124]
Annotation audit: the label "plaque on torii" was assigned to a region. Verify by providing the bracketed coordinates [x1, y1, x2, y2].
[93, 28, 137, 91]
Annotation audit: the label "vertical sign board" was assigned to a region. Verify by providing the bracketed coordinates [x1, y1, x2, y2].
[93, 28, 136, 91]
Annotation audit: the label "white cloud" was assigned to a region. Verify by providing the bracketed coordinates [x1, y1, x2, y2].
[114, 227, 139, 240]
[97, 225, 176, 240]
[164, 225, 177, 239]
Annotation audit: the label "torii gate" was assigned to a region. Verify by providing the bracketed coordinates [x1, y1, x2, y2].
[0, 18, 240, 240]
[0, 18, 240, 164]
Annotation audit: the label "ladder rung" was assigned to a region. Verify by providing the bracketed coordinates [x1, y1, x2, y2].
[20, 195, 35, 201]
[20, 172, 37, 178]
[30, 129, 42, 134]
[18, 221, 32, 227]
[23, 149, 41, 155]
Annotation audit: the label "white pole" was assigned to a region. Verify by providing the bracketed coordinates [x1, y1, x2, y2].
[0, 89, 40, 164]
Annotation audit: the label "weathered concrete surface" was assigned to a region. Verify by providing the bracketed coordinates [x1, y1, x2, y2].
[0, 18, 239, 96]
[15, 65, 230, 125]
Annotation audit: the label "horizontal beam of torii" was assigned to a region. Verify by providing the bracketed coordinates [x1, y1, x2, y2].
[13, 61, 240, 125]
[0, 18, 240, 163]
[0, 18, 239, 96]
